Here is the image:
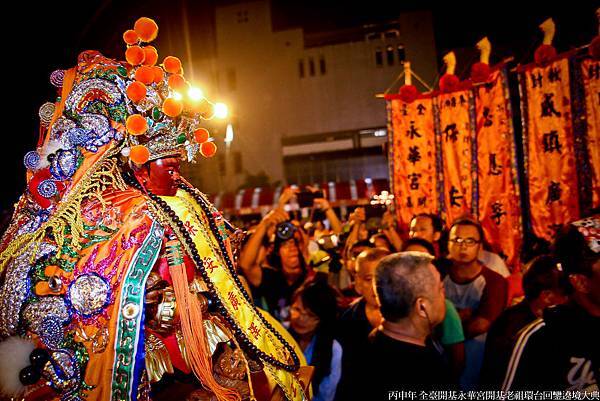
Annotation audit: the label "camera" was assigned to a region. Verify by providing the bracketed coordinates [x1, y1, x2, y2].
[317, 233, 339, 250]
[314, 233, 343, 273]
[365, 203, 386, 219]
[275, 221, 297, 241]
[296, 189, 324, 208]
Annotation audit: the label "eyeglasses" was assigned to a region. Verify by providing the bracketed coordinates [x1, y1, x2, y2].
[449, 237, 481, 247]
[290, 306, 319, 321]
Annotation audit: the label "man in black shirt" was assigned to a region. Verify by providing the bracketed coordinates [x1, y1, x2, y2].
[362, 252, 454, 398]
[502, 215, 600, 392]
[480, 254, 567, 387]
[335, 248, 389, 401]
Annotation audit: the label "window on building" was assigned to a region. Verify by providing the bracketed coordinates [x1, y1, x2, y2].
[319, 56, 326, 75]
[386, 46, 394, 66]
[375, 48, 383, 67]
[298, 59, 305, 78]
[309, 58, 315, 76]
[397, 46, 406, 63]
[227, 68, 236, 91]
[233, 152, 242, 174]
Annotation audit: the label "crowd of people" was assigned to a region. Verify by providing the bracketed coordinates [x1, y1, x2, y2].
[233, 188, 599, 400]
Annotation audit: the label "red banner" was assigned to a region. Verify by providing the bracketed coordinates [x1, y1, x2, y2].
[388, 97, 438, 231]
[581, 58, 600, 209]
[436, 90, 476, 225]
[476, 68, 523, 268]
[520, 58, 580, 241]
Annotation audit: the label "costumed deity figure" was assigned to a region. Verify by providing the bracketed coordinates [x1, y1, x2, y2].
[0, 17, 308, 401]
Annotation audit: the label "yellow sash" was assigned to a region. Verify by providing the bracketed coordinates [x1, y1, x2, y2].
[161, 190, 306, 401]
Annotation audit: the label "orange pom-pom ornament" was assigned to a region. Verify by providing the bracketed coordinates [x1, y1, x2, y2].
[168, 74, 188, 91]
[125, 46, 145, 66]
[142, 46, 158, 66]
[151, 66, 164, 84]
[126, 81, 147, 103]
[162, 98, 183, 117]
[134, 17, 159, 42]
[200, 141, 217, 158]
[123, 30, 139, 45]
[135, 66, 155, 85]
[163, 56, 182, 74]
[193, 128, 210, 144]
[126, 114, 148, 135]
[130, 145, 150, 164]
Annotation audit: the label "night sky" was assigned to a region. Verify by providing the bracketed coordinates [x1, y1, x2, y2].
[2, 0, 597, 211]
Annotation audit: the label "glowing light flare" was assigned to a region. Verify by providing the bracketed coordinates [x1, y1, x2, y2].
[172, 91, 183, 101]
[214, 102, 228, 119]
[188, 87, 204, 101]
[371, 190, 394, 206]
[225, 123, 234, 144]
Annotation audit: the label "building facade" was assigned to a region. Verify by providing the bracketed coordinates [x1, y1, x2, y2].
[183, 0, 438, 194]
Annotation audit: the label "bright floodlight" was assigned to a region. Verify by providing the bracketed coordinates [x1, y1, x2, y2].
[188, 87, 204, 101]
[225, 123, 234, 144]
[214, 102, 228, 119]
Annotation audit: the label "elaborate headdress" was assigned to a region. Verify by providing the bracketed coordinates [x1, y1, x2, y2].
[21, 17, 218, 216]
[120, 18, 218, 164]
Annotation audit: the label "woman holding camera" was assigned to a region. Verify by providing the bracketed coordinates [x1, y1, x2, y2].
[239, 188, 342, 322]
[239, 207, 315, 322]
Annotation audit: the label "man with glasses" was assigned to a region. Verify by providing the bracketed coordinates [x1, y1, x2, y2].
[443, 218, 508, 389]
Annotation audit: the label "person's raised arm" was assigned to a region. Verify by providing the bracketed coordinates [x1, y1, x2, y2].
[343, 207, 365, 259]
[381, 210, 403, 251]
[314, 197, 343, 235]
[239, 208, 288, 287]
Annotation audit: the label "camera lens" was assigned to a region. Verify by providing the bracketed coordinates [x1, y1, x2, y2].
[276, 221, 296, 241]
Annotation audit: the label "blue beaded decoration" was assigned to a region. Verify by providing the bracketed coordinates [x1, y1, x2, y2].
[38, 180, 58, 198]
[50, 149, 79, 180]
[66, 128, 92, 147]
[23, 151, 40, 170]
[39, 316, 64, 349]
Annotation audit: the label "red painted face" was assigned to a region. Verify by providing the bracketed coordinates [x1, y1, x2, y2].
[144, 157, 181, 196]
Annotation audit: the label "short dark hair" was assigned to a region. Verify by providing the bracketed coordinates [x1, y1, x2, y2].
[450, 217, 485, 243]
[369, 233, 393, 250]
[375, 252, 436, 322]
[411, 213, 444, 233]
[402, 238, 436, 256]
[349, 240, 373, 254]
[356, 247, 391, 270]
[553, 218, 600, 278]
[522, 255, 566, 301]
